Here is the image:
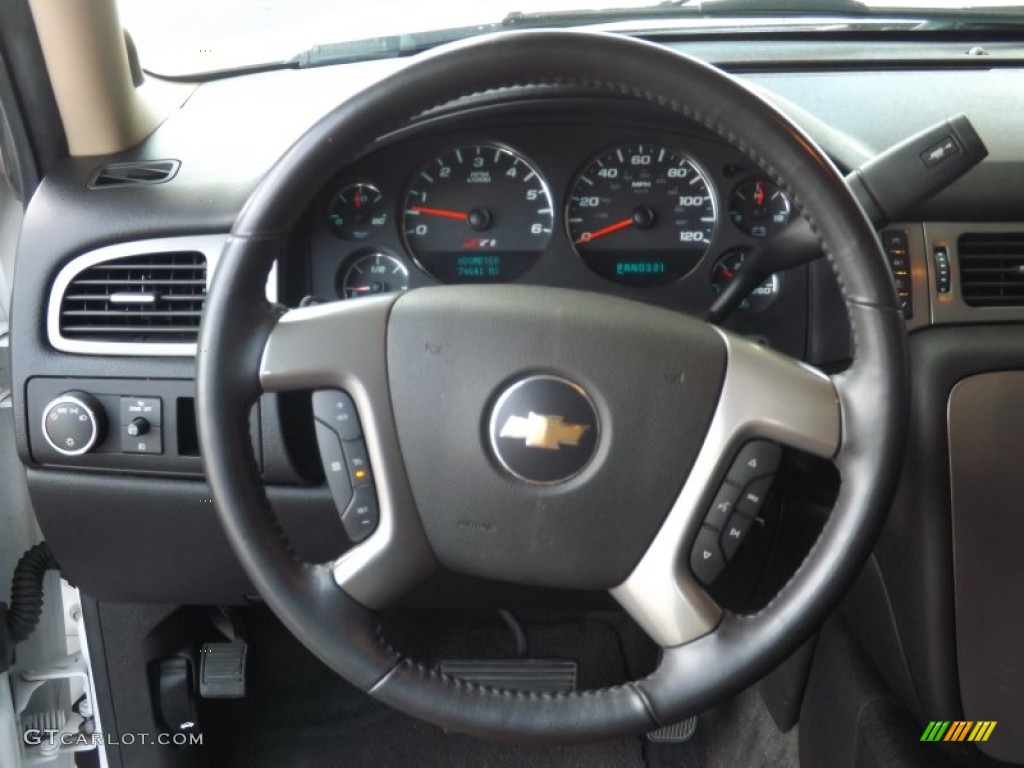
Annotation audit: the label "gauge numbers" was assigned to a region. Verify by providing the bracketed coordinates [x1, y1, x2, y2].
[710, 248, 781, 312]
[729, 179, 792, 238]
[339, 252, 409, 299]
[402, 144, 553, 283]
[327, 182, 388, 241]
[567, 144, 717, 286]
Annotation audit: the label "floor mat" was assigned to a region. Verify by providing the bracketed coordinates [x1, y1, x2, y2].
[197, 608, 798, 768]
[198, 608, 646, 768]
[645, 685, 799, 768]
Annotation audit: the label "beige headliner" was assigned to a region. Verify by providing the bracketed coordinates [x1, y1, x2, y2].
[28, 0, 194, 156]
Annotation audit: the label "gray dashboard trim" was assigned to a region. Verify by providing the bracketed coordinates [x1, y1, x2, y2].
[923, 222, 1024, 327]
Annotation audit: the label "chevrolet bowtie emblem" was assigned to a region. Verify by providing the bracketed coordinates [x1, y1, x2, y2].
[499, 412, 589, 451]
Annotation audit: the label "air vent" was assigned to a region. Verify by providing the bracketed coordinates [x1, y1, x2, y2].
[958, 233, 1024, 307]
[88, 160, 179, 189]
[58, 251, 206, 343]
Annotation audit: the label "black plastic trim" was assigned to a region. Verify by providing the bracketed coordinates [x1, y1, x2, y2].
[28, 469, 347, 604]
[868, 323, 1024, 739]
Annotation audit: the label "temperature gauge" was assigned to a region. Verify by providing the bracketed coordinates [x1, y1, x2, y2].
[729, 180, 791, 238]
[711, 248, 781, 312]
[327, 182, 388, 241]
[339, 252, 409, 299]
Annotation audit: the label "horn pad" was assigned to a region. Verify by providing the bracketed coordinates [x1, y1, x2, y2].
[387, 285, 727, 589]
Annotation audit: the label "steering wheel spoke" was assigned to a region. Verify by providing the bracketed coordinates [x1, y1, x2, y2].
[259, 297, 437, 609]
[611, 331, 841, 648]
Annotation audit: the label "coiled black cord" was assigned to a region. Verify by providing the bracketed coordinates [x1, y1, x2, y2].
[6, 542, 60, 643]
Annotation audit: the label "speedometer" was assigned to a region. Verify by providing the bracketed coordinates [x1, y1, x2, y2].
[402, 144, 553, 283]
[567, 144, 716, 286]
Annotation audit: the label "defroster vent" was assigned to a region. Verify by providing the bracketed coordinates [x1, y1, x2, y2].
[88, 160, 179, 189]
[58, 251, 207, 343]
[958, 233, 1024, 307]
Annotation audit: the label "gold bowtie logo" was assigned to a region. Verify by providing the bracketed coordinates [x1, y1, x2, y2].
[498, 412, 589, 451]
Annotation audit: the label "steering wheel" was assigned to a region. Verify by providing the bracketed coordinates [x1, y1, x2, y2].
[197, 30, 907, 741]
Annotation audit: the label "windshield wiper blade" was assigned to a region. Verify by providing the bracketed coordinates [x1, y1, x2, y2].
[291, 1, 702, 67]
[288, 0, 1024, 70]
[289, 24, 505, 68]
[698, 0, 870, 14]
[502, 1, 699, 27]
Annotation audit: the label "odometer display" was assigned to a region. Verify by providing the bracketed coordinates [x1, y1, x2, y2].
[567, 144, 717, 286]
[402, 144, 553, 283]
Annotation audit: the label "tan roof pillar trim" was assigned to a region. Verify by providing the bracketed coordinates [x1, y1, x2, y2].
[28, 0, 177, 155]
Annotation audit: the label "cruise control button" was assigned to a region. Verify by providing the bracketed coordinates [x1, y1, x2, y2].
[690, 525, 726, 585]
[342, 486, 379, 543]
[737, 476, 773, 517]
[314, 422, 354, 513]
[727, 440, 781, 488]
[705, 482, 741, 529]
[312, 390, 362, 441]
[343, 439, 373, 487]
[721, 512, 755, 560]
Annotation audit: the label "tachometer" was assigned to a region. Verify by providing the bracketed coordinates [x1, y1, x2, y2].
[402, 144, 553, 283]
[567, 144, 716, 286]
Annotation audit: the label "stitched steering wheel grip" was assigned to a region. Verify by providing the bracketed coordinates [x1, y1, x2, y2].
[197, 30, 908, 742]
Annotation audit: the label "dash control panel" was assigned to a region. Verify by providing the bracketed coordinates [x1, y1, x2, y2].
[311, 389, 380, 543]
[690, 440, 781, 585]
[26, 376, 261, 475]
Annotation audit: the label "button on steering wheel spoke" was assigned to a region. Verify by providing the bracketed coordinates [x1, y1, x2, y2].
[611, 331, 841, 648]
[259, 295, 436, 609]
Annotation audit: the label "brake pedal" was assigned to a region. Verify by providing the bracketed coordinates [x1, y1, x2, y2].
[438, 659, 577, 693]
[647, 716, 697, 743]
[199, 641, 248, 698]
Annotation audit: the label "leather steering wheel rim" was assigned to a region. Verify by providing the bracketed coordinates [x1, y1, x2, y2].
[197, 30, 908, 742]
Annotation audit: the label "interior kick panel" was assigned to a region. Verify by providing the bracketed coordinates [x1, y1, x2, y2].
[27, 469, 347, 604]
[863, 324, 1024, 764]
[948, 372, 1024, 764]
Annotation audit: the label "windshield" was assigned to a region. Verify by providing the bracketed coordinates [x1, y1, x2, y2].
[117, 0, 1024, 77]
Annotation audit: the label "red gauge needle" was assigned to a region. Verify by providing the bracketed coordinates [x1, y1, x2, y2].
[409, 206, 469, 221]
[576, 218, 633, 244]
[720, 266, 735, 280]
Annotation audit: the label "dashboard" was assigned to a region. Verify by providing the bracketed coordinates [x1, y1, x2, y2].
[298, 101, 808, 358]
[12, 39, 1024, 762]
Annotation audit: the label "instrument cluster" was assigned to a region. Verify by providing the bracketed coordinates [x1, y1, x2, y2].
[304, 115, 798, 324]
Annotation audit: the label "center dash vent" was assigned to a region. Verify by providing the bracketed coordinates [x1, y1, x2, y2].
[88, 160, 180, 189]
[58, 251, 207, 344]
[958, 233, 1024, 307]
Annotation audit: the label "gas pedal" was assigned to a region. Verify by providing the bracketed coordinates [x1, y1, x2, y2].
[199, 641, 248, 698]
[647, 716, 698, 743]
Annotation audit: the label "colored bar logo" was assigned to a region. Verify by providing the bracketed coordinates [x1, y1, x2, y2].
[921, 721, 997, 742]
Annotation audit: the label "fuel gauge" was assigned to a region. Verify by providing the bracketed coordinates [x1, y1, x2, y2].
[729, 180, 791, 238]
[339, 252, 409, 299]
